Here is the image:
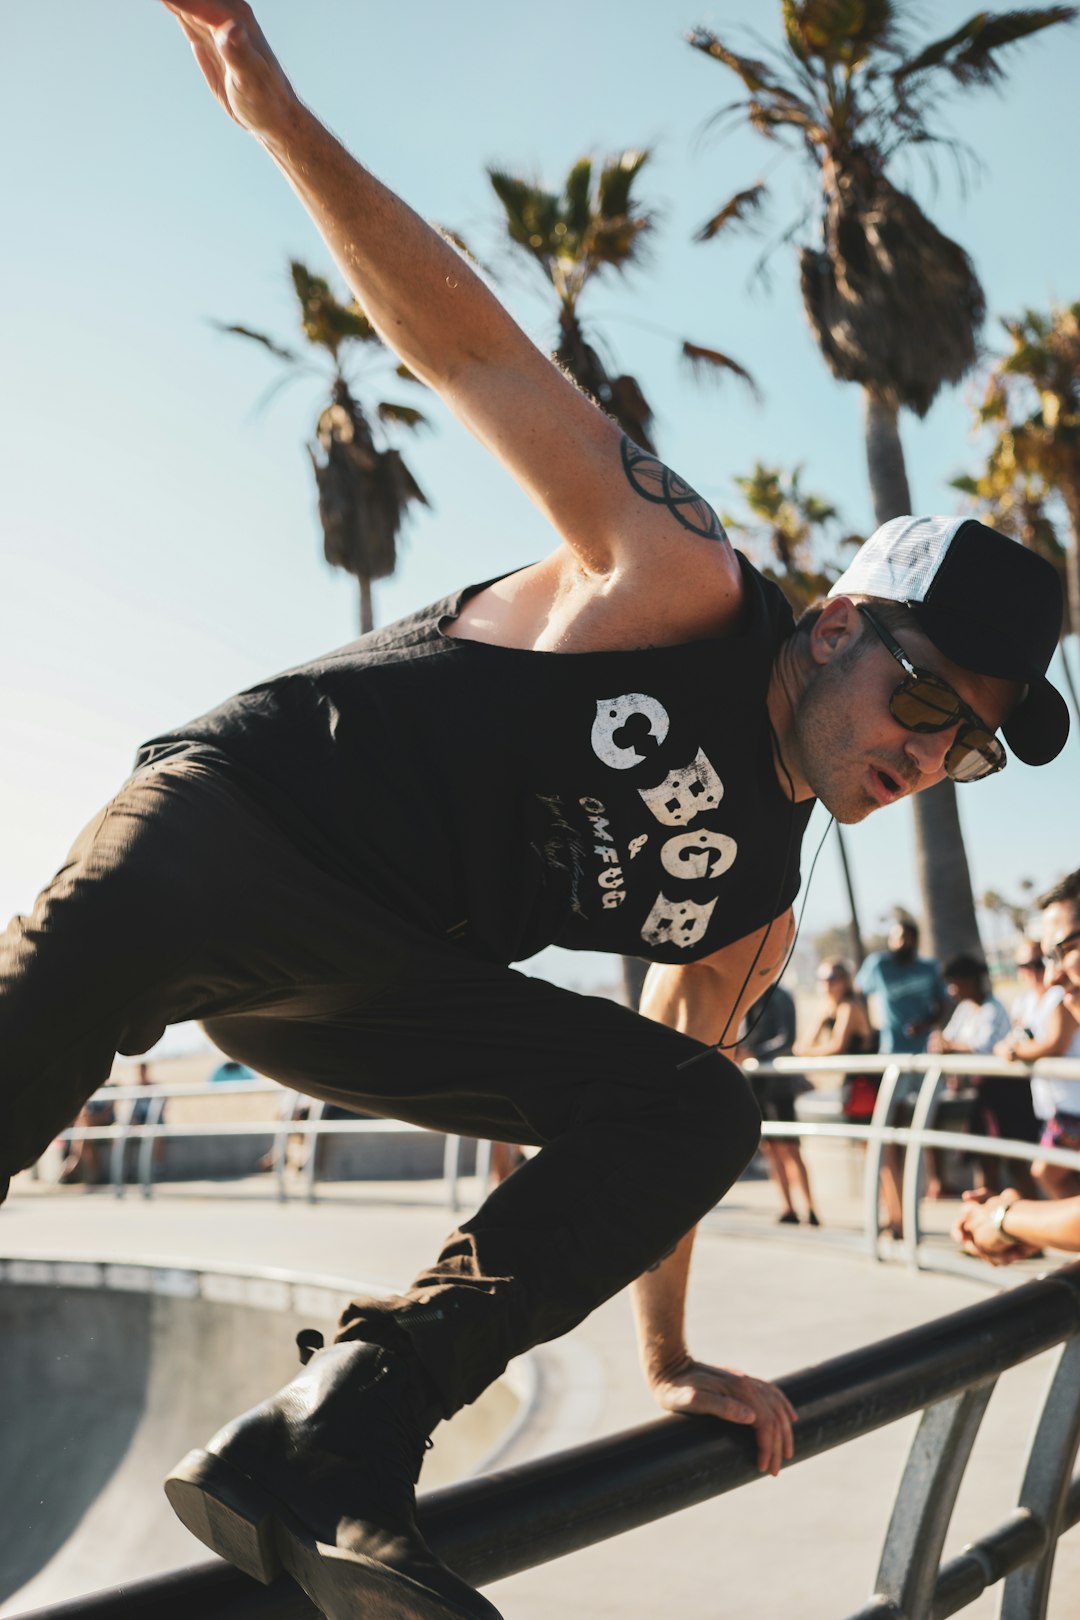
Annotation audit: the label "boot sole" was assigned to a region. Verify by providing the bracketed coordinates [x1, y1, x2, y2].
[165, 1448, 500, 1620]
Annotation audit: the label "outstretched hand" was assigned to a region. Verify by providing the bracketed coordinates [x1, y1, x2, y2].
[650, 1354, 797, 1477]
[164, 2, 301, 140]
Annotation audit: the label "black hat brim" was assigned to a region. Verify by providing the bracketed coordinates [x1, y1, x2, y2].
[1002, 675, 1071, 767]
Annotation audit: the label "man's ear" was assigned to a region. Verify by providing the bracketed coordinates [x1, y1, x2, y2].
[807, 596, 862, 668]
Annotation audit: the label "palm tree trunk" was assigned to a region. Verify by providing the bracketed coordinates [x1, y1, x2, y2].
[359, 575, 374, 635]
[862, 390, 982, 961]
[833, 824, 866, 966]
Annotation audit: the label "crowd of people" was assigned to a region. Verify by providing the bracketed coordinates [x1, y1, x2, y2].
[740, 872, 1080, 1254]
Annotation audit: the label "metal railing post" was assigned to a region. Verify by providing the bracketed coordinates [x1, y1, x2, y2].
[999, 1330, 1080, 1620]
[867, 1381, 996, 1620]
[137, 1094, 168, 1200]
[303, 1100, 327, 1204]
[865, 1064, 903, 1260]
[900, 1068, 944, 1270]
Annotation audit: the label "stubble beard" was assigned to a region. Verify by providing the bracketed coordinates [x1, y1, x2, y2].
[791, 664, 877, 825]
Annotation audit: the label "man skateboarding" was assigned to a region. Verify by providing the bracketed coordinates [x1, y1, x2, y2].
[2, 4, 1068, 1616]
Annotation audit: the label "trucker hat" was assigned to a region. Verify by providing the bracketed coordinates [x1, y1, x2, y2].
[828, 515, 1069, 766]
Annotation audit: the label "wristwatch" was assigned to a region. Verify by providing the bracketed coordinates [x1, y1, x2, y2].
[992, 1201, 1020, 1247]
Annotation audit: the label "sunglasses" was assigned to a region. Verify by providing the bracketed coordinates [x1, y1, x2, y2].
[857, 607, 1006, 783]
[1046, 929, 1080, 968]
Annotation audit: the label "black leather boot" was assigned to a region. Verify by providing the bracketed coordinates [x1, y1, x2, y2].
[165, 1338, 503, 1619]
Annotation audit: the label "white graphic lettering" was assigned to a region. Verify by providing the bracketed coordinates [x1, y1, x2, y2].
[591, 694, 670, 770]
[660, 829, 737, 882]
[579, 795, 628, 912]
[637, 749, 724, 827]
[628, 834, 649, 860]
[640, 892, 718, 951]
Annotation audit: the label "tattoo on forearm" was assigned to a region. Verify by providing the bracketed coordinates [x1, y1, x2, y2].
[620, 436, 728, 543]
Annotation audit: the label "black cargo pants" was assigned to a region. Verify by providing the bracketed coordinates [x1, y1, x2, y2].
[1, 759, 761, 1416]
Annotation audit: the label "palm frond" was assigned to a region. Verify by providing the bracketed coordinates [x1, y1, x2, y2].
[681, 342, 761, 399]
[694, 182, 768, 243]
[894, 6, 1076, 89]
[687, 27, 786, 93]
[597, 149, 650, 220]
[212, 321, 299, 364]
[290, 261, 379, 357]
[564, 158, 594, 238]
[376, 402, 430, 431]
[782, 0, 903, 69]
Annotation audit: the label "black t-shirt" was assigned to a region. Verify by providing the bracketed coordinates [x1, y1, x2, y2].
[136, 553, 815, 966]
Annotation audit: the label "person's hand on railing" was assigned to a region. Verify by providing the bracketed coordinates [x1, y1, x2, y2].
[647, 1352, 797, 1477]
[952, 1188, 1038, 1266]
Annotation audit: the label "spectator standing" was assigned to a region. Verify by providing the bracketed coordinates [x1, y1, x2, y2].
[1010, 939, 1050, 1037]
[58, 1090, 116, 1185]
[856, 920, 946, 1055]
[740, 985, 820, 1227]
[929, 955, 1037, 1196]
[796, 961, 903, 1232]
[857, 919, 947, 1219]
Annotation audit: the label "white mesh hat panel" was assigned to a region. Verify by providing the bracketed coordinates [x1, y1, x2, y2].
[828, 515, 968, 602]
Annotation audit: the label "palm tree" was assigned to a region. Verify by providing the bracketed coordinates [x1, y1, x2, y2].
[219, 260, 430, 633]
[725, 463, 866, 962]
[723, 461, 861, 608]
[687, 2, 1076, 961]
[952, 300, 1080, 727]
[487, 149, 754, 452]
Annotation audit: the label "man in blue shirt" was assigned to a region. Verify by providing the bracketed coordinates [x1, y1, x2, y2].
[857, 920, 946, 1054]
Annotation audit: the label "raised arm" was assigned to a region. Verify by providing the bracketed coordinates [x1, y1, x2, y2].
[630, 914, 797, 1476]
[166, 3, 744, 606]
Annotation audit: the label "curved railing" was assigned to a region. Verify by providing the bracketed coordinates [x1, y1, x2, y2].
[743, 1053, 1080, 1272]
[31, 1078, 493, 1208]
[38, 1056, 1080, 1243]
[13, 1260, 1080, 1620]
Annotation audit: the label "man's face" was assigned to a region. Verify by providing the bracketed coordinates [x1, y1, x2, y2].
[888, 923, 917, 960]
[791, 602, 1021, 825]
[1042, 900, 1080, 1013]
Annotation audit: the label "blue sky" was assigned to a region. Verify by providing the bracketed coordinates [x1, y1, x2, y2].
[3, 1, 1079, 991]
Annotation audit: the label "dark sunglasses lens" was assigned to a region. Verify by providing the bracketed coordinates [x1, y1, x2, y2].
[945, 729, 1004, 783]
[890, 675, 963, 733]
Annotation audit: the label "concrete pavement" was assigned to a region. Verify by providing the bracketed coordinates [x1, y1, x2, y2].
[1, 1169, 1078, 1619]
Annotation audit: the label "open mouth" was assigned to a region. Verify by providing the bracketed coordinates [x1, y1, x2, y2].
[872, 767, 903, 803]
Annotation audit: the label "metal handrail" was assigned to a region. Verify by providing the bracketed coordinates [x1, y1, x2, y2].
[45, 1076, 473, 1207]
[42, 1054, 1080, 1232]
[15, 1261, 1080, 1620]
[743, 1053, 1080, 1269]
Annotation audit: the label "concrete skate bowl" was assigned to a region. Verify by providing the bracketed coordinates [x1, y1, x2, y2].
[0, 1258, 529, 1615]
